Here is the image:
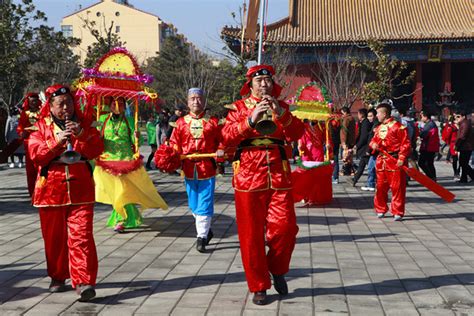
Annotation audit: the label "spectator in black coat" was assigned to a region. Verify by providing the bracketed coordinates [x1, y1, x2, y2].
[454, 110, 474, 183]
[351, 108, 372, 186]
[165, 104, 187, 140]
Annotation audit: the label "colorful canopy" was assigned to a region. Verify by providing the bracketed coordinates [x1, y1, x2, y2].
[76, 47, 157, 102]
[291, 82, 331, 121]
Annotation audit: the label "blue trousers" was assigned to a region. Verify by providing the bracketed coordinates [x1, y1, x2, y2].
[184, 177, 215, 216]
[366, 156, 376, 188]
[332, 145, 340, 180]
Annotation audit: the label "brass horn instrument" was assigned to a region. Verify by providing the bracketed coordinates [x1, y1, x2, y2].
[58, 116, 81, 164]
[255, 96, 278, 135]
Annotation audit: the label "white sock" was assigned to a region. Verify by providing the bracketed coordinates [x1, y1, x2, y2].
[193, 214, 212, 238]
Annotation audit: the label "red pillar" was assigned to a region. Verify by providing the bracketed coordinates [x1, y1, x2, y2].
[441, 62, 452, 118]
[414, 63, 423, 112]
[442, 62, 452, 92]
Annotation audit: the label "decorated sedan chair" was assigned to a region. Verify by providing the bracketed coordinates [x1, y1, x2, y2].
[76, 47, 168, 232]
[290, 82, 334, 205]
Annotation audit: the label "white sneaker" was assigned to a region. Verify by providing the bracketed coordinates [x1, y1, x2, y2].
[332, 179, 339, 184]
[394, 215, 403, 221]
[18, 162, 23, 168]
[361, 186, 375, 192]
[9, 163, 15, 168]
[377, 213, 385, 218]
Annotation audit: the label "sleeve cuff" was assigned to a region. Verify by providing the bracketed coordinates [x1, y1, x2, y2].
[276, 109, 292, 128]
[238, 117, 253, 136]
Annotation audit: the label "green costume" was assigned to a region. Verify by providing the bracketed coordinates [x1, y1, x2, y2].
[99, 113, 143, 228]
[146, 120, 157, 145]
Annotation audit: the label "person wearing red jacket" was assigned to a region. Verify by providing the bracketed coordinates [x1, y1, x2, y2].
[418, 110, 440, 181]
[28, 85, 104, 302]
[370, 101, 411, 221]
[442, 118, 460, 179]
[221, 65, 305, 305]
[17, 92, 42, 197]
[168, 88, 224, 253]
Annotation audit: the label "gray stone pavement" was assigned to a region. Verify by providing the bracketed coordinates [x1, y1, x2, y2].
[0, 153, 473, 315]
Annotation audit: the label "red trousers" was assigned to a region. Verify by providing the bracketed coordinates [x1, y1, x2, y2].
[374, 169, 407, 216]
[25, 151, 37, 198]
[235, 189, 298, 292]
[39, 204, 98, 288]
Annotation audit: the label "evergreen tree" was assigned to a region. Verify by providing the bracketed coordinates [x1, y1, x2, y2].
[0, 0, 45, 111]
[0, 0, 80, 113]
[26, 25, 81, 91]
[144, 35, 191, 108]
[355, 40, 415, 104]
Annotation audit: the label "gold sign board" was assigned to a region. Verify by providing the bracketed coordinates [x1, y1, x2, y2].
[428, 44, 443, 62]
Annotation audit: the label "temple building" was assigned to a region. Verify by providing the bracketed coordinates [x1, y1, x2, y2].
[222, 0, 473, 112]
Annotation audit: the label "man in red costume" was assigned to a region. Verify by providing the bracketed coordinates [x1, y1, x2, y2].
[17, 92, 42, 197]
[167, 87, 224, 253]
[28, 84, 104, 302]
[370, 101, 411, 221]
[221, 65, 305, 305]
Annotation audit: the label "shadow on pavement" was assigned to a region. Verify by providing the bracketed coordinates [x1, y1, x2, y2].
[129, 214, 237, 239]
[297, 215, 358, 226]
[297, 196, 373, 210]
[406, 196, 460, 204]
[0, 263, 47, 304]
[90, 268, 337, 305]
[0, 201, 35, 213]
[291, 273, 474, 298]
[402, 212, 473, 222]
[297, 233, 397, 244]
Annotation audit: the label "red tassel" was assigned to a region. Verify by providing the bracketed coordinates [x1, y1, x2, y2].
[96, 157, 143, 176]
[154, 144, 181, 172]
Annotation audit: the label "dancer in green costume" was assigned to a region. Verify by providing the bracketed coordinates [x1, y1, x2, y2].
[94, 97, 168, 232]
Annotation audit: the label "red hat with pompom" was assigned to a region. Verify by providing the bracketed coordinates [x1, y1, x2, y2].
[240, 64, 282, 98]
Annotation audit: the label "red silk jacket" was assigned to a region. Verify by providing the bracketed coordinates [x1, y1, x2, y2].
[221, 96, 305, 192]
[28, 116, 104, 207]
[443, 123, 458, 155]
[370, 117, 411, 171]
[169, 112, 223, 180]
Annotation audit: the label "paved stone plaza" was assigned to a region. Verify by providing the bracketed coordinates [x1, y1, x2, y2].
[0, 158, 472, 315]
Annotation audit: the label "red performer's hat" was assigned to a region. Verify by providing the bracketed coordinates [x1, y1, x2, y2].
[21, 92, 40, 111]
[40, 84, 83, 121]
[240, 64, 282, 98]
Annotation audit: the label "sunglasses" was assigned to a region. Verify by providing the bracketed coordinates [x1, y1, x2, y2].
[454, 115, 462, 118]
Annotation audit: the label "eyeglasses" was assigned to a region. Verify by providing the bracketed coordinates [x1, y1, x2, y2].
[454, 115, 462, 118]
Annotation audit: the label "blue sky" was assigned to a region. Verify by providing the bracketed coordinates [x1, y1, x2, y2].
[30, 0, 289, 54]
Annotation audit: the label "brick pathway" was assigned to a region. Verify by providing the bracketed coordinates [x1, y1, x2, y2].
[0, 157, 472, 315]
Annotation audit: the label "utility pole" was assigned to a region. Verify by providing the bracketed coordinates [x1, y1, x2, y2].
[257, 0, 266, 65]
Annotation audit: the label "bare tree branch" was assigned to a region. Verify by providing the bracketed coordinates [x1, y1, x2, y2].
[312, 47, 366, 109]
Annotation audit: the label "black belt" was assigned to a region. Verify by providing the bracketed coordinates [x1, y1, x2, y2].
[40, 156, 91, 178]
[386, 151, 399, 159]
[233, 138, 287, 162]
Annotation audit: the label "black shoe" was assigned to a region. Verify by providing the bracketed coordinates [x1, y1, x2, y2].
[252, 291, 267, 305]
[196, 237, 206, 253]
[205, 229, 214, 246]
[272, 274, 288, 295]
[49, 279, 67, 293]
[77, 284, 96, 302]
[351, 178, 357, 187]
[346, 177, 356, 187]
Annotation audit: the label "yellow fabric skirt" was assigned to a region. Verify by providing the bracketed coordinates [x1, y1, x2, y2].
[94, 165, 168, 219]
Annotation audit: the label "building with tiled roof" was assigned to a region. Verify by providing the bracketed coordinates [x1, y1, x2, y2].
[222, 0, 474, 112]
